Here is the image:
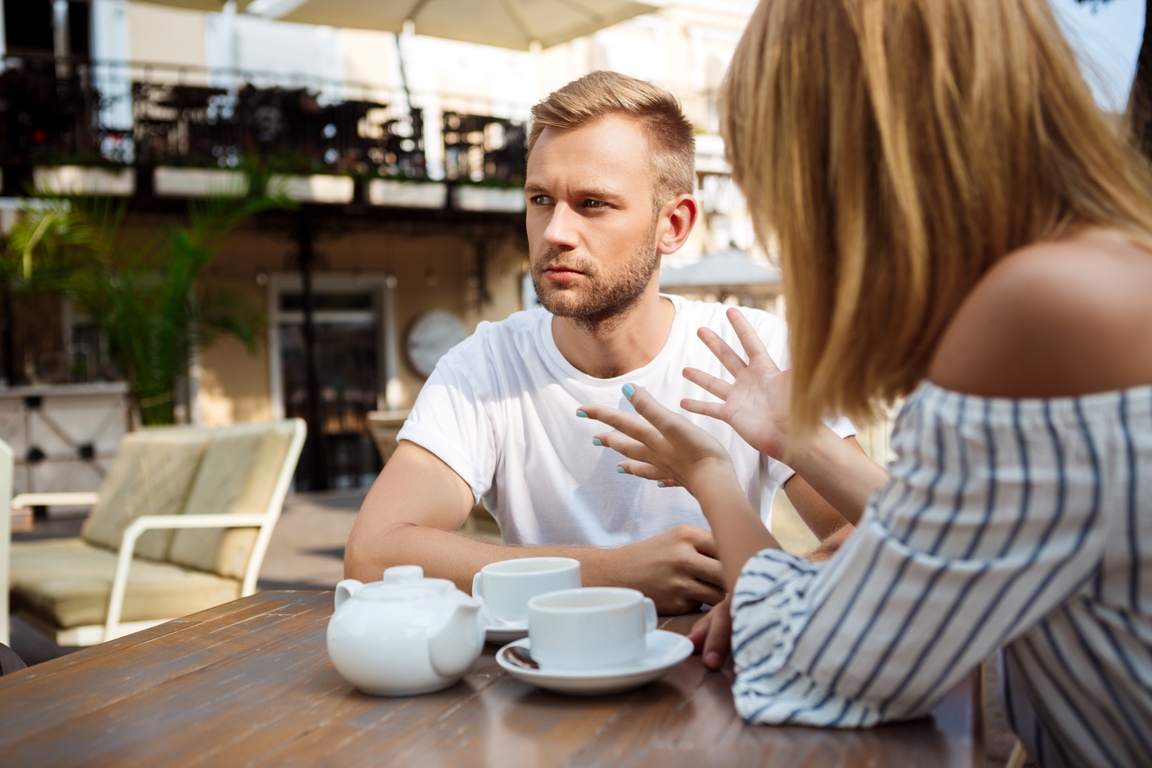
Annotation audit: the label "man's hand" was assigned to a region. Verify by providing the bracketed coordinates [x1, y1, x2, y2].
[687, 594, 732, 671]
[593, 525, 726, 614]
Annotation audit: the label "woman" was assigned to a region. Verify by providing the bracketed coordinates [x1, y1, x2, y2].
[578, 1, 1152, 766]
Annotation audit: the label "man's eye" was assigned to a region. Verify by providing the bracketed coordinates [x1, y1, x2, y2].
[583, 200, 606, 209]
[530, 195, 553, 206]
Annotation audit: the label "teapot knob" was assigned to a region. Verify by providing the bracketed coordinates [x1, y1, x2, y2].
[383, 565, 425, 584]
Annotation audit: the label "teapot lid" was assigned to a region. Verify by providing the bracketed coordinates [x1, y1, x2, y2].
[354, 565, 456, 602]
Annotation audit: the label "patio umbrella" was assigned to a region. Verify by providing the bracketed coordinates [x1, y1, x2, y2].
[660, 247, 782, 294]
[237, 0, 664, 50]
[135, 0, 231, 9]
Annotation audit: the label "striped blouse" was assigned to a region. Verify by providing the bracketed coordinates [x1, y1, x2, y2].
[731, 381, 1152, 768]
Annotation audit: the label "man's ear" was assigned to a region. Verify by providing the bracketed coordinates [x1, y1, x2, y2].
[656, 194, 699, 255]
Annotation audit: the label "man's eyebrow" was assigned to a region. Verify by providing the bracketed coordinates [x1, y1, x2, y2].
[522, 183, 626, 201]
[575, 187, 622, 201]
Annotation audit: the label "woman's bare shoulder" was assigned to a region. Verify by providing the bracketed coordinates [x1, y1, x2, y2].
[927, 230, 1152, 398]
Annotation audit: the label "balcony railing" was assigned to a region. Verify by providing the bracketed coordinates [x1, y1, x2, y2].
[0, 54, 528, 191]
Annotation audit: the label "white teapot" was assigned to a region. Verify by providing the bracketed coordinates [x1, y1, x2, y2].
[327, 565, 484, 696]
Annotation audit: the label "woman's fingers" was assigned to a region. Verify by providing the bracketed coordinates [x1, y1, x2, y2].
[622, 383, 685, 434]
[697, 327, 748, 377]
[683, 367, 732, 401]
[592, 430, 658, 465]
[616, 460, 667, 481]
[726, 308, 780, 373]
[680, 397, 726, 421]
[579, 403, 663, 446]
[609, 458, 679, 488]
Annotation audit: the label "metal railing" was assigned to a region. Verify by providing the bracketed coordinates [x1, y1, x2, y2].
[0, 54, 528, 187]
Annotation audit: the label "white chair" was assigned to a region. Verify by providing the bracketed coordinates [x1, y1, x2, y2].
[8, 419, 305, 645]
[0, 439, 14, 646]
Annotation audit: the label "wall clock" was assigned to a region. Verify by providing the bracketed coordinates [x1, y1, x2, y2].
[405, 309, 469, 377]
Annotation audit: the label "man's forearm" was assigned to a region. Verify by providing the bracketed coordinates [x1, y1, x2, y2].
[789, 432, 890, 526]
[345, 520, 615, 594]
[344, 520, 727, 614]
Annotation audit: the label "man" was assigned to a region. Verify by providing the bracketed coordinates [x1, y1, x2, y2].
[345, 71, 860, 661]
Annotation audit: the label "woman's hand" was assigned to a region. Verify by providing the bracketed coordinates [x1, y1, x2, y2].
[578, 384, 736, 496]
[580, 383, 779, 593]
[682, 307, 796, 462]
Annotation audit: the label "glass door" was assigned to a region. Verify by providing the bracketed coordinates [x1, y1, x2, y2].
[276, 289, 383, 491]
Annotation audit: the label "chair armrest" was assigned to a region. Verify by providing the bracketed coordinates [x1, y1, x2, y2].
[104, 513, 272, 642]
[124, 514, 270, 535]
[11, 492, 101, 510]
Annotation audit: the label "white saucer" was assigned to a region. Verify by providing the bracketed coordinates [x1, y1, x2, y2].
[485, 618, 529, 644]
[495, 630, 694, 695]
[481, 606, 528, 644]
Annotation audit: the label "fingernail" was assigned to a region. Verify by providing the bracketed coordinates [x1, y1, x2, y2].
[592, 438, 602, 446]
[657, 481, 665, 488]
[622, 383, 635, 400]
[705, 651, 721, 668]
[616, 466, 626, 474]
[576, 410, 588, 418]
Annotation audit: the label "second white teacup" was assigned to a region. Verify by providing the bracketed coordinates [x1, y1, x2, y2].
[527, 587, 657, 671]
[471, 557, 581, 625]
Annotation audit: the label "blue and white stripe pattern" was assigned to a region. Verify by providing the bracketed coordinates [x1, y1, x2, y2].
[731, 381, 1152, 768]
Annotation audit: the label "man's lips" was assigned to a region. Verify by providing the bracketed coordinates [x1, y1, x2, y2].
[542, 265, 585, 282]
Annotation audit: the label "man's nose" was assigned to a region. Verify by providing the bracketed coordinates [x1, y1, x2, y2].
[542, 204, 579, 250]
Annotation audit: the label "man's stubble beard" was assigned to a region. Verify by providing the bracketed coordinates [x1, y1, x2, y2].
[532, 219, 660, 334]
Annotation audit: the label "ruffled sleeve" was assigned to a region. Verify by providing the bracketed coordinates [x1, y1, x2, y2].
[731, 383, 1113, 727]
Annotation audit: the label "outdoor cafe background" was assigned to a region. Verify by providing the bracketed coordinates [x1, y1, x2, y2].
[0, 0, 1138, 495]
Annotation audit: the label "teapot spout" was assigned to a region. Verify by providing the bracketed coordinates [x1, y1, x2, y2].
[428, 596, 483, 679]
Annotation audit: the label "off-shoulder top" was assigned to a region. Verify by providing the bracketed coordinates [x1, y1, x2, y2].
[731, 381, 1152, 768]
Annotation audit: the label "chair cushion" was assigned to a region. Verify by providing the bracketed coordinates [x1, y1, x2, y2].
[9, 539, 241, 629]
[167, 425, 293, 578]
[81, 431, 210, 560]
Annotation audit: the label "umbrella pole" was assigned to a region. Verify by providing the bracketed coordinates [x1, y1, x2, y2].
[393, 32, 415, 118]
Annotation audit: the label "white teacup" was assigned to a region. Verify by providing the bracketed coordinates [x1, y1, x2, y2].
[471, 557, 581, 626]
[527, 587, 657, 671]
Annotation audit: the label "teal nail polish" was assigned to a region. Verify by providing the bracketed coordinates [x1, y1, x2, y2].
[657, 481, 665, 488]
[622, 383, 635, 400]
[576, 410, 588, 418]
[592, 438, 602, 446]
[616, 466, 625, 474]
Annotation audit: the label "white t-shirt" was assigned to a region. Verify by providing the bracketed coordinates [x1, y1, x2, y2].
[397, 294, 855, 546]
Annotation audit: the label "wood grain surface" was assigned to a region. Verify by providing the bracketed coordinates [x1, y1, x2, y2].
[0, 591, 982, 767]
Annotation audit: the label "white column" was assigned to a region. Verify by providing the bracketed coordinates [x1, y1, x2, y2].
[53, 0, 70, 59]
[0, 0, 8, 61]
[91, 0, 132, 132]
[0, 439, 14, 646]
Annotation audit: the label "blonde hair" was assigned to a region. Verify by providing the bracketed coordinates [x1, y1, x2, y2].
[529, 71, 696, 207]
[722, 0, 1152, 429]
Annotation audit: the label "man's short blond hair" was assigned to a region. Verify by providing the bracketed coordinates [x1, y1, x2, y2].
[529, 71, 696, 208]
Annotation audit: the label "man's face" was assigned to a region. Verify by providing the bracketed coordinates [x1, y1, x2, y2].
[524, 115, 663, 326]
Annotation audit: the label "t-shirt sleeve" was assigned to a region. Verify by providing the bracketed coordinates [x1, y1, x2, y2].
[395, 344, 497, 503]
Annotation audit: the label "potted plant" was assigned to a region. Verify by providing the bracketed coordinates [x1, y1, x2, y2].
[4, 189, 288, 425]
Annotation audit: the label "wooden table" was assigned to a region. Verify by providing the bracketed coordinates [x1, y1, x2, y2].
[0, 591, 982, 767]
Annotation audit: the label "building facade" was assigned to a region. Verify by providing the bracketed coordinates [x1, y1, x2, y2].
[0, 0, 762, 491]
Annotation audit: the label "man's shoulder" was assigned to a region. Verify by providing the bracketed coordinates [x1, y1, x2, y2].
[669, 295, 788, 337]
[436, 307, 551, 373]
